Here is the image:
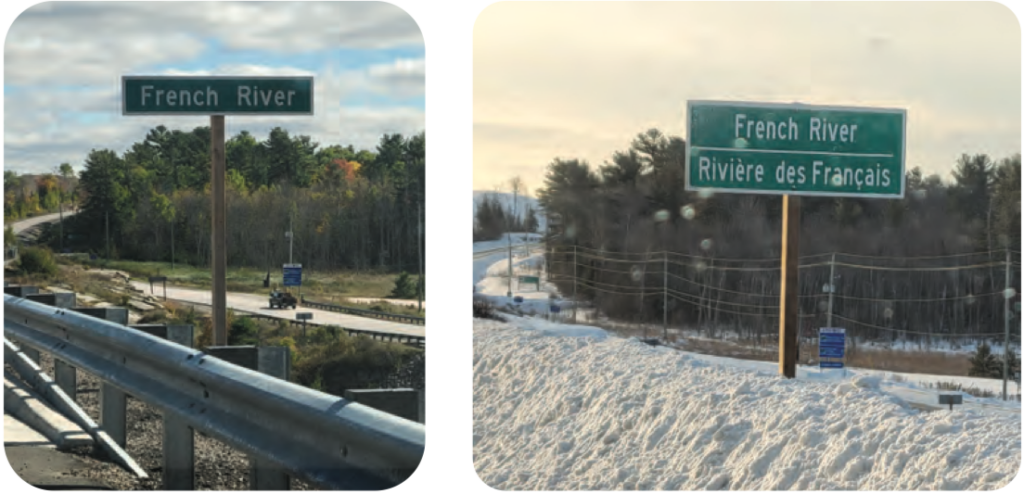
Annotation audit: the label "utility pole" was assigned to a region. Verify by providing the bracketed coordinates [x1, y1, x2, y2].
[288, 214, 294, 265]
[506, 231, 513, 298]
[105, 210, 110, 260]
[1004, 248, 1011, 401]
[572, 244, 578, 324]
[171, 148, 176, 271]
[663, 251, 668, 339]
[58, 192, 64, 253]
[827, 252, 836, 327]
[418, 202, 423, 312]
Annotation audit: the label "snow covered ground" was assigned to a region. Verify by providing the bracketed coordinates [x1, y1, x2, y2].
[473, 238, 1021, 490]
[472, 242, 1021, 403]
[473, 319, 1021, 490]
[472, 233, 561, 315]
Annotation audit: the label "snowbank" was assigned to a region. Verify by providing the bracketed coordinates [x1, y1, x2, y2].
[498, 315, 607, 339]
[473, 320, 1021, 490]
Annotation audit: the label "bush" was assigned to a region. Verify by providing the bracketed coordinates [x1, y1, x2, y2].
[229, 317, 261, 346]
[473, 299, 504, 321]
[292, 334, 420, 395]
[19, 246, 58, 277]
[139, 309, 167, 324]
[390, 272, 417, 299]
[4, 225, 16, 251]
[195, 318, 214, 349]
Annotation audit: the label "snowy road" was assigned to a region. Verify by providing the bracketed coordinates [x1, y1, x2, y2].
[130, 282, 425, 338]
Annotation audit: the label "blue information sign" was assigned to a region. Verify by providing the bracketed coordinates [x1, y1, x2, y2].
[283, 263, 302, 287]
[550, 305, 561, 313]
[819, 327, 846, 370]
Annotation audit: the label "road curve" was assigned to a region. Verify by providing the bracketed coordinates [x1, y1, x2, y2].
[8, 211, 76, 234]
[131, 282, 425, 338]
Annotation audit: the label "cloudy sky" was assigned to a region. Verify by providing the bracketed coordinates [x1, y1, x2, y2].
[4, 1, 424, 175]
[473, 1, 1021, 193]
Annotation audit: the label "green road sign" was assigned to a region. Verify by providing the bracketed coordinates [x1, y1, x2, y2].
[122, 76, 313, 115]
[686, 101, 906, 198]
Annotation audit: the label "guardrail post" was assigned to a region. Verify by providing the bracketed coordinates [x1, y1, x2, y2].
[251, 346, 292, 490]
[161, 325, 196, 490]
[127, 323, 198, 488]
[207, 345, 290, 489]
[54, 359, 77, 400]
[4, 285, 39, 297]
[163, 410, 194, 490]
[25, 292, 77, 308]
[344, 389, 422, 423]
[100, 382, 127, 447]
[83, 307, 131, 448]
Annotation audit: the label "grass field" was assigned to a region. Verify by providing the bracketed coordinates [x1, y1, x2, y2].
[59, 256, 411, 301]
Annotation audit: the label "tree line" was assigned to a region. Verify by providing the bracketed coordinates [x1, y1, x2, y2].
[39, 125, 425, 273]
[4, 163, 78, 222]
[473, 191, 540, 241]
[538, 128, 1021, 344]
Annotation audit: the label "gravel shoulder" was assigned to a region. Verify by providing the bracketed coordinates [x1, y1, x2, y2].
[7, 354, 314, 490]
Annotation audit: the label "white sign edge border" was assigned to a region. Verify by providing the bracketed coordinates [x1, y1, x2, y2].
[120, 75, 315, 116]
[684, 100, 907, 199]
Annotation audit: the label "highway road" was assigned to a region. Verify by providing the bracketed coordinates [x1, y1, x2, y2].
[5, 214, 424, 338]
[131, 281, 426, 338]
[9, 211, 75, 234]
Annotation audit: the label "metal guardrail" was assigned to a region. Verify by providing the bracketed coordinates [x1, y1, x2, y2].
[241, 313, 425, 348]
[300, 298, 425, 326]
[3, 294, 424, 490]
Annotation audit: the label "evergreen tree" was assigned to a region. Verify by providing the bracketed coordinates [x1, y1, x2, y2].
[968, 342, 1001, 378]
[390, 272, 417, 299]
[524, 205, 540, 233]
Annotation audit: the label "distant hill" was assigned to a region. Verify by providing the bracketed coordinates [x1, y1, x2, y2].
[472, 190, 546, 232]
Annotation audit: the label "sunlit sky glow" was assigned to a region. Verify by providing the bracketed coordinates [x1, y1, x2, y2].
[473, 2, 1020, 193]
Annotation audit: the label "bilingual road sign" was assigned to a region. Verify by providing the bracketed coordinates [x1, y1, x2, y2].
[283, 263, 302, 287]
[123, 76, 314, 115]
[686, 100, 906, 198]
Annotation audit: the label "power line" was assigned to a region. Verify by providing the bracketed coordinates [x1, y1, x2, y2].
[830, 314, 1014, 337]
[551, 246, 1019, 263]
[836, 250, 1011, 261]
[554, 262, 1011, 302]
[666, 287, 781, 310]
[830, 291, 1007, 303]
[832, 261, 1006, 272]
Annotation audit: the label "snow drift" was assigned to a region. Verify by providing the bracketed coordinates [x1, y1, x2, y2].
[473, 319, 1021, 490]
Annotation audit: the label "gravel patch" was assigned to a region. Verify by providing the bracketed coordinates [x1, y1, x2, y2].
[16, 353, 316, 490]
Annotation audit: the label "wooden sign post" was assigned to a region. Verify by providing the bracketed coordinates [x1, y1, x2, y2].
[123, 76, 313, 346]
[686, 100, 906, 379]
[779, 195, 800, 378]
